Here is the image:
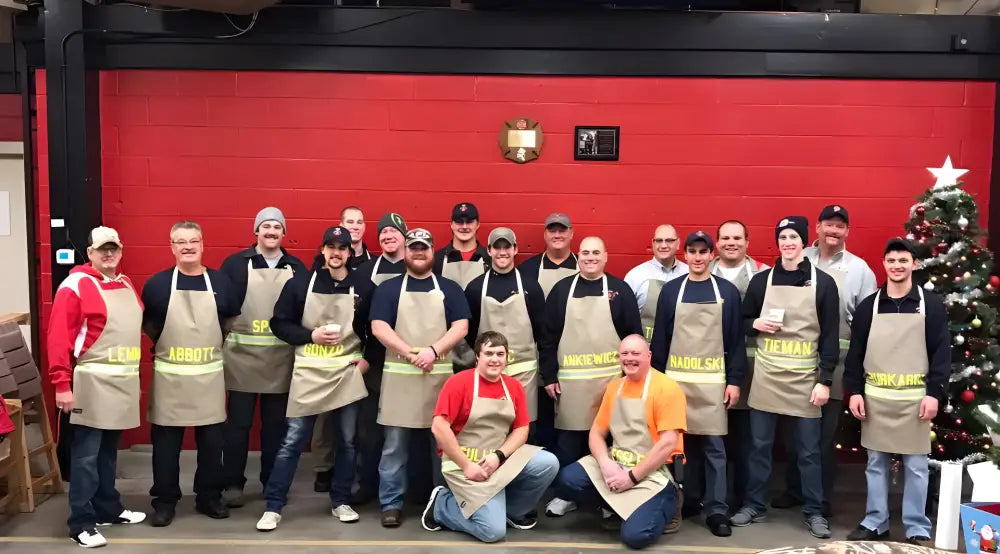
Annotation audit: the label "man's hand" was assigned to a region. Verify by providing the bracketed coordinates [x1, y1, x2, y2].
[810, 383, 830, 407]
[311, 328, 340, 346]
[848, 394, 865, 420]
[55, 390, 74, 413]
[919, 395, 939, 421]
[544, 383, 561, 400]
[463, 462, 489, 482]
[598, 458, 620, 482]
[353, 358, 370, 375]
[479, 453, 501, 476]
[753, 318, 782, 334]
[724, 385, 741, 408]
[415, 347, 437, 372]
[604, 468, 635, 493]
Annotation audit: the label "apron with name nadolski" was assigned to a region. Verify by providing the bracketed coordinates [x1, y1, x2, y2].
[286, 273, 368, 418]
[640, 279, 665, 342]
[536, 254, 578, 299]
[861, 289, 931, 455]
[149, 269, 226, 427]
[442, 372, 541, 517]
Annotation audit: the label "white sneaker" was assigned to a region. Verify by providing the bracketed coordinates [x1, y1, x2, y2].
[332, 505, 360, 523]
[545, 497, 578, 517]
[601, 507, 614, 519]
[256, 511, 281, 532]
[71, 528, 107, 548]
[97, 509, 145, 526]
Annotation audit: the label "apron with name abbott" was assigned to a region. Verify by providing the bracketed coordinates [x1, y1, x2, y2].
[664, 277, 728, 436]
[223, 260, 295, 394]
[713, 259, 757, 411]
[556, 275, 623, 431]
[72, 277, 143, 430]
[379, 274, 454, 428]
[536, 254, 578, 299]
[370, 256, 403, 286]
[286, 273, 368, 417]
[640, 279, 665, 342]
[149, 269, 226, 427]
[443, 255, 486, 369]
[861, 289, 931, 455]
[579, 371, 673, 520]
[441, 372, 541, 517]
[749, 265, 821, 418]
[478, 269, 539, 421]
[814, 257, 851, 401]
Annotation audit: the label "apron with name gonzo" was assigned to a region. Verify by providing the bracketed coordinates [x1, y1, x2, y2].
[149, 269, 226, 427]
[536, 254, 578, 300]
[712, 259, 757, 410]
[861, 288, 931, 455]
[72, 276, 143, 430]
[815, 257, 851, 401]
[640, 279, 665, 342]
[223, 259, 295, 394]
[555, 275, 623, 431]
[441, 371, 541, 517]
[286, 273, 368, 418]
[379, 274, 454, 428]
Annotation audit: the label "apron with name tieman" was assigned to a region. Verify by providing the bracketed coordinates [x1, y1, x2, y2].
[714, 260, 757, 411]
[441, 372, 541, 517]
[379, 275, 454, 428]
[478, 269, 540, 421]
[286, 273, 368, 418]
[370, 257, 402, 287]
[640, 279, 665, 342]
[223, 260, 295, 394]
[814, 258, 851, 401]
[578, 371, 674, 520]
[149, 269, 227, 427]
[664, 277, 728, 436]
[749, 265, 821, 419]
[536, 255, 578, 300]
[860, 289, 931, 455]
[442, 256, 486, 369]
[71, 277, 143, 430]
[555, 275, 623, 431]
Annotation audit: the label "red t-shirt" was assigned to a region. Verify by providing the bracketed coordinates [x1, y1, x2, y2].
[459, 249, 476, 262]
[433, 369, 529, 455]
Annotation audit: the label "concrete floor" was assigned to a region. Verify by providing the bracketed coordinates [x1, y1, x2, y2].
[0, 450, 948, 553]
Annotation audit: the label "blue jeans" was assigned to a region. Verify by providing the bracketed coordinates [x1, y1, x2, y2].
[683, 434, 728, 516]
[782, 398, 842, 506]
[555, 430, 590, 467]
[264, 403, 359, 512]
[725, 409, 752, 506]
[556, 459, 677, 549]
[67, 426, 125, 534]
[434, 450, 559, 542]
[746, 409, 824, 519]
[861, 450, 932, 538]
[378, 426, 442, 511]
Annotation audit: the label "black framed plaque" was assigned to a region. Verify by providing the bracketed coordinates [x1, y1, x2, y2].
[574, 126, 620, 161]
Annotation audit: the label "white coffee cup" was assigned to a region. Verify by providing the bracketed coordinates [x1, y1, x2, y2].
[323, 323, 342, 333]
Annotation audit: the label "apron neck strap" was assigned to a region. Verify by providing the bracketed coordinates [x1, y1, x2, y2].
[676, 275, 721, 310]
[481, 269, 524, 302]
[372, 256, 382, 278]
[307, 271, 318, 293]
[568, 274, 607, 298]
[473, 370, 510, 399]
[616, 369, 652, 400]
[874, 286, 924, 316]
[172, 267, 213, 293]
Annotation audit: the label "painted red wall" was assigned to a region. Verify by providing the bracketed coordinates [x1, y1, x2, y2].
[0, 94, 22, 142]
[34, 70, 996, 446]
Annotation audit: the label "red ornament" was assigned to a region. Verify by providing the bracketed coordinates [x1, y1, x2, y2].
[990, 275, 1000, 288]
[961, 389, 976, 403]
[916, 205, 926, 216]
[939, 242, 949, 251]
[973, 248, 981, 255]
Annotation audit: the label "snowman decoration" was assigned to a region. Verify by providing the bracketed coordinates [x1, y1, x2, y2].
[981, 524, 998, 554]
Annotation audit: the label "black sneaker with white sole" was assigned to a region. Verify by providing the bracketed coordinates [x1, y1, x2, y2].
[422, 485, 445, 532]
[506, 513, 537, 530]
[96, 509, 146, 526]
[71, 528, 107, 548]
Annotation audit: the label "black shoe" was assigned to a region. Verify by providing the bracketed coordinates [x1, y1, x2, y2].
[349, 487, 376, 506]
[707, 514, 732, 537]
[847, 525, 888, 541]
[506, 513, 538, 530]
[314, 471, 332, 493]
[907, 536, 933, 547]
[149, 508, 175, 528]
[770, 492, 803, 509]
[195, 500, 230, 520]
[681, 502, 703, 519]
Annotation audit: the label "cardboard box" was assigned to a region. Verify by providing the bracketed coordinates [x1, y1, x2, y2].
[960, 502, 1000, 554]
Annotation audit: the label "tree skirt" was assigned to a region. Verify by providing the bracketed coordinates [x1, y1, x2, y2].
[759, 542, 949, 554]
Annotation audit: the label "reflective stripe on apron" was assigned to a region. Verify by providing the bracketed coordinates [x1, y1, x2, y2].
[555, 275, 623, 431]
[748, 264, 821, 418]
[441, 371, 541, 517]
[223, 259, 295, 393]
[536, 253, 578, 299]
[371, 256, 403, 286]
[814, 258, 851, 401]
[378, 274, 453, 428]
[286, 272, 368, 417]
[861, 288, 931, 455]
[72, 277, 143, 430]
[479, 269, 539, 421]
[640, 279, 665, 342]
[578, 371, 673, 520]
[149, 269, 226, 427]
[664, 276, 728, 436]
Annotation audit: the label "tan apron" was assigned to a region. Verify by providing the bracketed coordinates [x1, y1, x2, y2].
[860, 289, 931, 455]
[579, 371, 673, 520]
[286, 273, 368, 418]
[72, 277, 143, 430]
[713, 259, 757, 411]
[664, 277, 727, 436]
[370, 256, 402, 286]
[640, 279, 665, 342]
[441, 255, 487, 290]
[149, 269, 227, 427]
[441, 372, 541, 517]
[813, 259, 851, 401]
[556, 275, 623, 431]
[379, 274, 453, 428]
[536, 254, 578, 299]
[749, 265, 821, 418]
[223, 260, 295, 393]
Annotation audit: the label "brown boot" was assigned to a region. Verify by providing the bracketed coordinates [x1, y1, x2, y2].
[381, 509, 403, 528]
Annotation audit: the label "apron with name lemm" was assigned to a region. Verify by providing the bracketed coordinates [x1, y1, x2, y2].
[861, 288, 931, 455]
[640, 279, 665, 342]
[441, 372, 541, 517]
[579, 371, 674, 520]
[72, 276, 143, 430]
[479, 269, 539, 421]
[749, 265, 821, 418]
[286, 273, 368, 418]
[815, 257, 851, 401]
[370, 256, 403, 286]
[149, 269, 227, 427]
[536, 254, 579, 300]
[223, 259, 295, 394]
[556, 275, 623, 431]
[379, 274, 454, 428]
[664, 276, 728, 436]
[713, 259, 757, 411]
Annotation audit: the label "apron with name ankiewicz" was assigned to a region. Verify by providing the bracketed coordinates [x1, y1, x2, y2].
[556, 275, 623, 431]
[861, 288, 931, 455]
[749, 265, 821, 418]
[224, 260, 295, 394]
[379, 275, 454, 428]
[815, 257, 851, 401]
[640, 279, 665, 342]
[664, 277, 728, 436]
[536, 254, 578, 300]
[72, 277, 143, 430]
[286, 273, 368, 418]
[149, 269, 226, 427]
[441, 372, 541, 517]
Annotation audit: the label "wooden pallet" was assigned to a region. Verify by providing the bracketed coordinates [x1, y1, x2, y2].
[0, 399, 32, 513]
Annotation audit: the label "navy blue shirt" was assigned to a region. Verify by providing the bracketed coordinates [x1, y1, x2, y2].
[370, 274, 471, 329]
[219, 245, 307, 309]
[270, 269, 372, 359]
[355, 255, 405, 286]
[141, 268, 240, 343]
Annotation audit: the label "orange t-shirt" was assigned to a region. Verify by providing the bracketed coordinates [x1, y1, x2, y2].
[593, 370, 687, 457]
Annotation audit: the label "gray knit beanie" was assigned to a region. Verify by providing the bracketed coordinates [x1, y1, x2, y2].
[254, 207, 286, 233]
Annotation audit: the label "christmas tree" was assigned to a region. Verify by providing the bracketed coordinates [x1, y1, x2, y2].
[903, 156, 1000, 466]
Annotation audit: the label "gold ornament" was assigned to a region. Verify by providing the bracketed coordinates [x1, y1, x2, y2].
[930, 430, 937, 442]
[972, 318, 982, 328]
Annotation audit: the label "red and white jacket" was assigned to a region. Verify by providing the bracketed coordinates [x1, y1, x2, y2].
[47, 264, 143, 394]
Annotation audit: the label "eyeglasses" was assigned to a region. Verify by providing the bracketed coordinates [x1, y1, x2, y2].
[171, 239, 202, 246]
[653, 238, 678, 244]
